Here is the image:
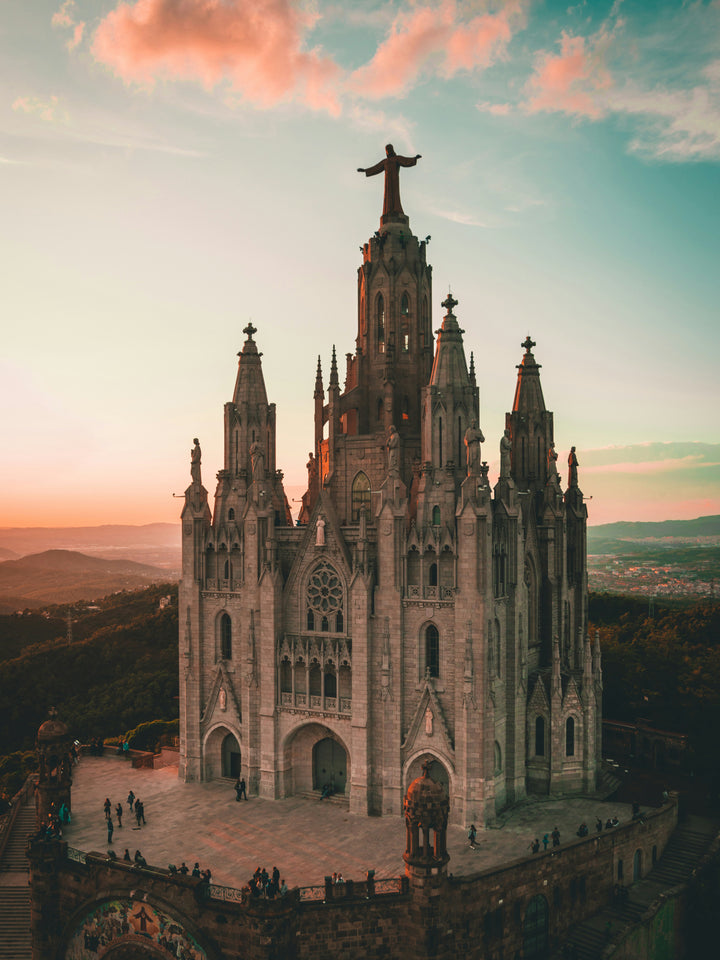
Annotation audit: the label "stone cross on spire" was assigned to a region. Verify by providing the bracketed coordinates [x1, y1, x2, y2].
[442, 292, 458, 317]
[522, 335, 536, 354]
[243, 322, 257, 341]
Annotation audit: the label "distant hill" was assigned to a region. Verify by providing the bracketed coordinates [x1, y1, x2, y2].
[588, 515, 720, 548]
[0, 523, 180, 571]
[0, 547, 19, 562]
[0, 549, 174, 607]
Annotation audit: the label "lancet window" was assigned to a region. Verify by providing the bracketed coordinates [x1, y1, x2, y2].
[351, 471, 371, 522]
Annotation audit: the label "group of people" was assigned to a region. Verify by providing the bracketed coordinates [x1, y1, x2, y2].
[86, 738, 105, 756]
[248, 865, 287, 899]
[122, 848, 147, 867]
[104, 790, 146, 844]
[597, 815, 620, 831]
[529, 827, 562, 853]
[233, 778, 247, 801]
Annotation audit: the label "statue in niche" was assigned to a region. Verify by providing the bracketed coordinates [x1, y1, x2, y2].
[250, 440, 265, 480]
[357, 144, 422, 219]
[500, 429, 512, 479]
[386, 425, 400, 476]
[568, 446, 579, 487]
[190, 438, 202, 483]
[464, 419, 485, 476]
[425, 708, 434, 736]
[547, 441, 558, 478]
[219, 688, 226, 711]
[316, 516, 326, 546]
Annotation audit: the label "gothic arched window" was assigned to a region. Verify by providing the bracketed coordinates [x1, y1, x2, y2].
[429, 562, 438, 587]
[535, 716, 545, 756]
[228, 508, 235, 521]
[220, 613, 232, 660]
[401, 291, 410, 315]
[566, 717, 575, 756]
[425, 623, 439, 678]
[351, 471, 371, 522]
[432, 505, 441, 526]
[376, 294, 385, 352]
[306, 561, 344, 631]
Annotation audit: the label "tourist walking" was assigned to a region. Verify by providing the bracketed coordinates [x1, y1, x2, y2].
[103, 797, 112, 820]
[239, 777, 247, 800]
[115, 802, 123, 827]
[127, 790, 135, 811]
[468, 823, 477, 848]
[552, 826, 560, 847]
[107, 817, 114, 845]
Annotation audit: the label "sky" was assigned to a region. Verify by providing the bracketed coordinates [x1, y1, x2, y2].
[1, 0, 719, 528]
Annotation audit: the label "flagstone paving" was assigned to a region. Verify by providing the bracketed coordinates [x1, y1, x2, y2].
[62, 755, 638, 891]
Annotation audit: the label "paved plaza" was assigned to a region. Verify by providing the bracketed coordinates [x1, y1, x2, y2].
[62, 756, 636, 891]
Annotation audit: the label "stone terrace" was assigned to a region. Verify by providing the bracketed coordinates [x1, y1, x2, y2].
[61, 755, 639, 890]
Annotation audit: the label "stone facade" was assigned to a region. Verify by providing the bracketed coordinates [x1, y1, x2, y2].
[178, 162, 601, 826]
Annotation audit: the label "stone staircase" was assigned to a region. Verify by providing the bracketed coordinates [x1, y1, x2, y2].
[551, 816, 719, 960]
[0, 800, 35, 960]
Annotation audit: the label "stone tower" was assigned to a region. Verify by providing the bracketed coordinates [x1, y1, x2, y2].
[35, 708, 73, 828]
[178, 146, 601, 825]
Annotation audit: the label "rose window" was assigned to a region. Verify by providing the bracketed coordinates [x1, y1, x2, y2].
[307, 563, 343, 615]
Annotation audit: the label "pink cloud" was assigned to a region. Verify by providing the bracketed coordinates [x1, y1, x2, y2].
[524, 27, 615, 119]
[52, 0, 85, 50]
[349, 1, 526, 100]
[92, 0, 342, 114]
[12, 95, 65, 123]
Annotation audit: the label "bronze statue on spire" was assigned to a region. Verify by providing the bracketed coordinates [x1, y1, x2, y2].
[358, 144, 421, 220]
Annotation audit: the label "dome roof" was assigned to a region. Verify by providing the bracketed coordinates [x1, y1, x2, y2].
[404, 761, 449, 828]
[37, 709, 69, 743]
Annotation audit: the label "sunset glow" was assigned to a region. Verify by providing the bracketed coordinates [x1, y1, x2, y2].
[2, 0, 718, 527]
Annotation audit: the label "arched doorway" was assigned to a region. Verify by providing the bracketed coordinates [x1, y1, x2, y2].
[313, 738, 347, 795]
[523, 894, 549, 958]
[221, 732, 241, 779]
[406, 754, 450, 796]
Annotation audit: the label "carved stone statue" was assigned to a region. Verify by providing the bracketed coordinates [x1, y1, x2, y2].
[316, 516, 326, 546]
[358, 144, 422, 219]
[547, 442, 558, 479]
[425, 708, 434, 736]
[250, 440, 265, 480]
[306, 452, 317, 482]
[190, 438, 202, 483]
[500, 429, 512, 479]
[386, 425, 400, 476]
[464, 419, 485, 476]
[219, 688, 226, 711]
[568, 446, 579, 487]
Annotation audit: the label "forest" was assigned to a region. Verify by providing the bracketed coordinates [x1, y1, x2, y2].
[0, 584, 178, 801]
[0, 586, 718, 800]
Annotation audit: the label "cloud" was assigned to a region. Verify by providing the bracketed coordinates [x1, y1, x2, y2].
[12, 95, 67, 124]
[348, 0, 527, 100]
[524, 21, 618, 119]
[521, 5, 720, 160]
[92, 0, 342, 114]
[52, 0, 85, 50]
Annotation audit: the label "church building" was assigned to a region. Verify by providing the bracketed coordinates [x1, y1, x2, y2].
[178, 146, 601, 826]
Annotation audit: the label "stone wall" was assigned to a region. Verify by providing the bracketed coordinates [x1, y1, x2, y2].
[29, 800, 680, 960]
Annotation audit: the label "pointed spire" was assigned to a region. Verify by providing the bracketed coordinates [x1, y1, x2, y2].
[314, 356, 324, 398]
[233, 323, 268, 406]
[469, 351, 476, 388]
[429, 292, 471, 389]
[329, 345, 339, 388]
[512, 334, 546, 415]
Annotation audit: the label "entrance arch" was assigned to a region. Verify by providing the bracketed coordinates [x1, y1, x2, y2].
[523, 894, 549, 958]
[203, 725, 241, 780]
[313, 738, 348, 794]
[281, 723, 351, 798]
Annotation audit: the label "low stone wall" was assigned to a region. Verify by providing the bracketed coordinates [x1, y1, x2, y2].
[27, 798, 680, 960]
